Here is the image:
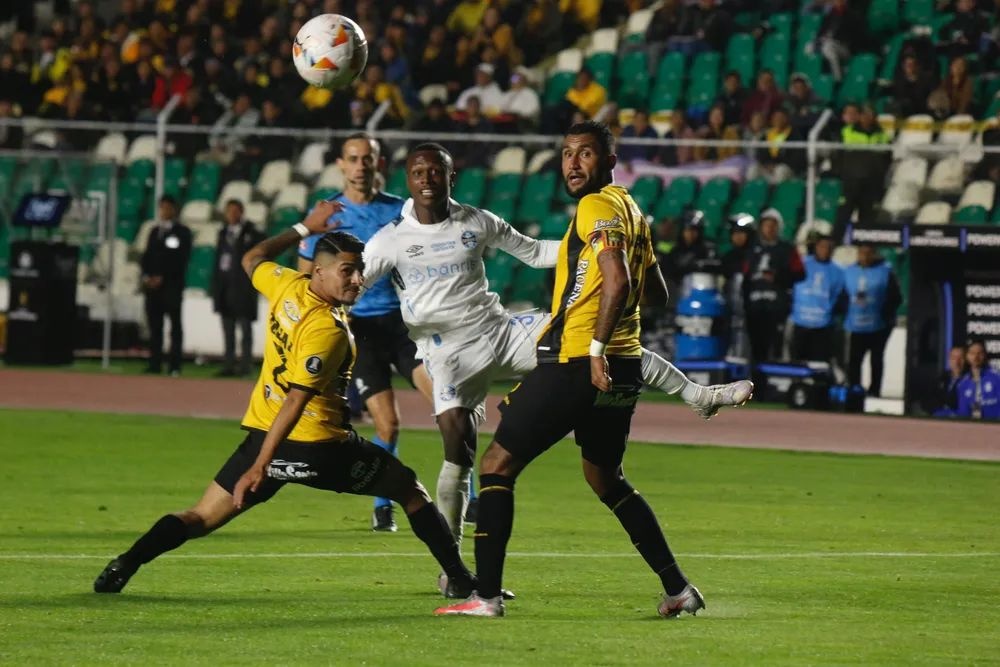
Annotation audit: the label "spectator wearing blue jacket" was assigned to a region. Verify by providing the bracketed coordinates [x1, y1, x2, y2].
[791, 232, 845, 362]
[843, 244, 902, 397]
[956, 341, 1000, 420]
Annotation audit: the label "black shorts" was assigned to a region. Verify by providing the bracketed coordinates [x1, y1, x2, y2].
[349, 311, 422, 402]
[494, 356, 643, 469]
[214, 429, 404, 508]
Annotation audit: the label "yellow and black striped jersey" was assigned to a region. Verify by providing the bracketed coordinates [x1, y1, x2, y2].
[241, 261, 356, 442]
[536, 185, 656, 362]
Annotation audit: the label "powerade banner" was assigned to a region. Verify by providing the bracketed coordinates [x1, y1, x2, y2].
[847, 223, 1000, 414]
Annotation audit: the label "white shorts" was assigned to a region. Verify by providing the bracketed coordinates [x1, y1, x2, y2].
[420, 309, 550, 420]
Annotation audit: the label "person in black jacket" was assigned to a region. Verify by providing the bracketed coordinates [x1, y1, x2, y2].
[211, 199, 264, 376]
[743, 208, 806, 365]
[663, 209, 717, 284]
[140, 194, 192, 376]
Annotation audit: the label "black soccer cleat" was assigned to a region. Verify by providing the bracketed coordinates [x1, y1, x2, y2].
[464, 497, 478, 524]
[94, 557, 138, 593]
[439, 572, 516, 600]
[371, 505, 398, 532]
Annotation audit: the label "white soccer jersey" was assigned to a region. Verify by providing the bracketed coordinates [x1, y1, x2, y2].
[362, 198, 559, 343]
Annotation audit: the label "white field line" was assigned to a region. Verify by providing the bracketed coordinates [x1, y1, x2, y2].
[1, 551, 998, 561]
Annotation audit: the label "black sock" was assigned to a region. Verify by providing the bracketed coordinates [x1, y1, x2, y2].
[121, 514, 189, 565]
[601, 480, 688, 595]
[473, 473, 515, 599]
[406, 502, 473, 585]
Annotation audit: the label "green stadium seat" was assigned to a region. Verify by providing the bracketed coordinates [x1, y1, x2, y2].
[813, 73, 835, 102]
[515, 171, 557, 225]
[117, 180, 147, 222]
[116, 218, 142, 242]
[453, 167, 487, 207]
[270, 206, 303, 235]
[815, 178, 842, 221]
[649, 86, 681, 113]
[544, 71, 577, 106]
[725, 33, 756, 89]
[507, 265, 550, 306]
[760, 34, 791, 89]
[629, 175, 662, 212]
[184, 246, 215, 291]
[385, 167, 408, 198]
[837, 54, 878, 106]
[0, 156, 16, 197]
[930, 13, 954, 42]
[164, 157, 187, 193]
[769, 12, 794, 40]
[793, 53, 824, 87]
[796, 12, 822, 51]
[85, 163, 115, 193]
[616, 51, 651, 108]
[486, 173, 522, 206]
[12, 160, 55, 201]
[187, 160, 221, 203]
[878, 33, 908, 82]
[654, 52, 686, 98]
[486, 197, 517, 224]
[953, 205, 988, 224]
[485, 251, 518, 299]
[539, 211, 570, 239]
[654, 176, 698, 220]
[867, 0, 900, 35]
[695, 177, 733, 210]
[729, 178, 769, 216]
[903, 0, 934, 26]
[770, 178, 805, 233]
[48, 159, 89, 192]
[311, 187, 340, 202]
[984, 94, 1000, 120]
[126, 159, 154, 185]
[585, 52, 615, 91]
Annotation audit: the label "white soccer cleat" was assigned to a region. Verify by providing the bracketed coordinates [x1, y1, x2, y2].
[434, 592, 506, 617]
[690, 380, 754, 420]
[657, 584, 705, 619]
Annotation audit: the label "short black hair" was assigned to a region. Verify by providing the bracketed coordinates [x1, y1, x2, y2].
[339, 131, 380, 158]
[314, 231, 365, 258]
[159, 193, 178, 206]
[225, 198, 244, 211]
[565, 120, 615, 157]
[409, 142, 452, 160]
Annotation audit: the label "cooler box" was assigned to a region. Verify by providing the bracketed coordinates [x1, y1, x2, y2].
[754, 361, 833, 407]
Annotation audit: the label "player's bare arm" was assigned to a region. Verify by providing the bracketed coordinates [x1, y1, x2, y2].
[242, 200, 343, 278]
[591, 246, 631, 391]
[232, 387, 313, 508]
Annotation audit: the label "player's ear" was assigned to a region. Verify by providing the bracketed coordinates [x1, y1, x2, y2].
[606, 153, 617, 172]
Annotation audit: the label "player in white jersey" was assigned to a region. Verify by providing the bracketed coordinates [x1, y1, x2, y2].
[358, 145, 752, 591]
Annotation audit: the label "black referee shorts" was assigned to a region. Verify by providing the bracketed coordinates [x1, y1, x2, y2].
[349, 311, 422, 402]
[494, 356, 643, 469]
[214, 429, 403, 508]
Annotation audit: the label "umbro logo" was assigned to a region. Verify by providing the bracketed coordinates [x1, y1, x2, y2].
[405, 245, 424, 257]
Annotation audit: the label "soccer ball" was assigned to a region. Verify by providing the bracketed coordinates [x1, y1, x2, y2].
[292, 14, 368, 90]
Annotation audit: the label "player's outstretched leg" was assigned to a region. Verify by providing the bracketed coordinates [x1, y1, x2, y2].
[94, 481, 245, 593]
[583, 461, 704, 618]
[640, 348, 753, 420]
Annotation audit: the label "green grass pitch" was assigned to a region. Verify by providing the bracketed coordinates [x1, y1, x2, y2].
[1, 408, 998, 665]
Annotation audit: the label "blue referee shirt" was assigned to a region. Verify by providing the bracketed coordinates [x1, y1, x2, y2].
[297, 191, 405, 318]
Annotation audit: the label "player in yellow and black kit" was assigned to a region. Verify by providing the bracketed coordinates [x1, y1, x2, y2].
[436, 121, 705, 619]
[94, 201, 477, 599]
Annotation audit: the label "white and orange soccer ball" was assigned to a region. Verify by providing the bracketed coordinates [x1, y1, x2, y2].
[292, 14, 368, 90]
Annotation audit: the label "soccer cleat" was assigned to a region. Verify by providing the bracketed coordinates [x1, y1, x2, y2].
[371, 505, 398, 532]
[438, 573, 515, 600]
[690, 380, 754, 420]
[464, 497, 478, 524]
[657, 584, 705, 618]
[434, 592, 506, 617]
[93, 557, 138, 593]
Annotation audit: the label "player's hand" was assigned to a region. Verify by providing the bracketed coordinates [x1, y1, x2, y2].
[590, 354, 611, 392]
[233, 464, 267, 509]
[302, 200, 344, 234]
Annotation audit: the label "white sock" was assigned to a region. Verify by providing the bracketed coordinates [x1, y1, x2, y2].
[436, 460, 472, 545]
[640, 348, 708, 405]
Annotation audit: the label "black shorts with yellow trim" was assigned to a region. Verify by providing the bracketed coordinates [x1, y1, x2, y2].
[214, 428, 400, 508]
[493, 356, 642, 469]
[349, 310, 422, 402]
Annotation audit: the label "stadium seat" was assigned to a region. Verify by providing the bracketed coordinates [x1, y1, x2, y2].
[837, 54, 877, 106]
[895, 115, 934, 154]
[125, 135, 157, 164]
[730, 178, 769, 216]
[85, 162, 115, 193]
[654, 176, 698, 220]
[925, 156, 966, 195]
[116, 181, 147, 230]
[695, 177, 733, 213]
[938, 114, 975, 147]
[539, 211, 570, 239]
[794, 53, 824, 87]
[587, 27, 618, 55]
[953, 205, 988, 224]
[554, 47, 584, 73]
[759, 34, 790, 88]
[485, 251, 518, 298]
[0, 155, 16, 197]
[418, 83, 449, 107]
[486, 197, 516, 223]
[255, 159, 292, 199]
[215, 180, 253, 213]
[630, 175, 663, 212]
[725, 33, 755, 88]
[958, 181, 996, 210]
[915, 201, 952, 224]
[315, 163, 347, 191]
[881, 182, 921, 218]
[164, 157, 188, 196]
[190, 221, 217, 247]
[543, 71, 577, 106]
[526, 149, 556, 174]
[815, 178, 842, 221]
[866, 0, 900, 35]
[585, 52, 615, 91]
[507, 265, 550, 306]
[624, 8, 655, 44]
[796, 12, 823, 52]
[769, 12, 794, 40]
[516, 171, 557, 225]
[770, 178, 804, 214]
[269, 206, 303, 235]
[492, 146, 526, 174]
[180, 200, 213, 225]
[878, 33, 908, 83]
[244, 201, 269, 227]
[903, 0, 934, 26]
[271, 182, 308, 211]
[486, 173, 522, 209]
[615, 51, 650, 108]
[890, 157, 928, 187]
[878, 113, 898, 140]
[187, 160, 222, 203]
[385, 167, 407, 198]
[811, 73, 834, 103]
[185, 246, 215, 291]
[131, 220, 157, 254]
[94, 133, 128, 164]
[48, 158, 88, 192]
[687, 52, 721, 108]
[453, 167, 487, 207]
[126, 158, 154, 185]
[295, 141, 329, 180]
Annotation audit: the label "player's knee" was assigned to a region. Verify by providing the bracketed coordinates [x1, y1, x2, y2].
[480, 441, 517, 477]
[583, 463, 625, 499]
